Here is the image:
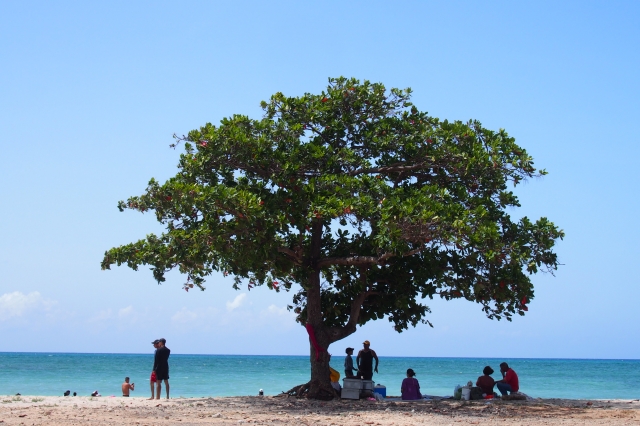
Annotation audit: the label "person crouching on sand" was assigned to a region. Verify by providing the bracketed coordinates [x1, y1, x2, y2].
[496, 362, 519, 396]
[122, 377, 135, 397]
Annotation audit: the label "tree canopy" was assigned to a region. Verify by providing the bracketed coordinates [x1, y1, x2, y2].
[102, 77, 563, 397]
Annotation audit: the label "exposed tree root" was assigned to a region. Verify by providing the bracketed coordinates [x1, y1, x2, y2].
[278, 380, 338, 400]
[279, 382, 310, 398]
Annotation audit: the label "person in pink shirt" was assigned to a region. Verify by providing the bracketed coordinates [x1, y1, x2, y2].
[496, 362, 519, 396]
[401, 368, 422, 400]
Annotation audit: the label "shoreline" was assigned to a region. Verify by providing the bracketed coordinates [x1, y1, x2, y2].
[1, 396, 639, 425]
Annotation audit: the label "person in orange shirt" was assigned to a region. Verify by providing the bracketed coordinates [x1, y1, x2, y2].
[496, 362, 519, 396]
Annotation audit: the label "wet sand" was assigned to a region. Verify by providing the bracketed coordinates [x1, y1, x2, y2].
[1, 395, 639, 425]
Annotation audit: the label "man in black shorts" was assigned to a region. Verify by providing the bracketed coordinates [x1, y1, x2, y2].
[356, 340, 379, 380]
[153, 338, 171, 399]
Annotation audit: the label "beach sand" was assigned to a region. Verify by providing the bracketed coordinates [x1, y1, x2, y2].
[1, 395, 639, 425]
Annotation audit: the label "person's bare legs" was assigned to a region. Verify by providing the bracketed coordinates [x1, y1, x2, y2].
[155, 381, 162, 399]
[164, 380, 170, 399]
[148, 380, 155, 400]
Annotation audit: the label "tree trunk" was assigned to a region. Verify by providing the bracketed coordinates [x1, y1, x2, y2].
[304, 219, 358, 399]
[306, 328, 336, 400]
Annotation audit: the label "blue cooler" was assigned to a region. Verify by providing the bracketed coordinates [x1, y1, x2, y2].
[374, 384, 386, 398]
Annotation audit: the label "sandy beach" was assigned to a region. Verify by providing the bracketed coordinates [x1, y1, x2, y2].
[1, 395, 639, 425]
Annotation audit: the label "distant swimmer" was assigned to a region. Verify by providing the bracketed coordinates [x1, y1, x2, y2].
[91, 390, 101, 397]
[73, 392, 77, 396]
[63, 390, 70, 397]
[122, 377, 135, 397]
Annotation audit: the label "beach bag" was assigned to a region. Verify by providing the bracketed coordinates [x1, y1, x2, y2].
[470, 387, 484, 400]
[453, 385, 462, 400]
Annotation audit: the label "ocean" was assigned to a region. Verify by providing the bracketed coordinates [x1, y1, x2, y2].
[1, 353, 638, 400]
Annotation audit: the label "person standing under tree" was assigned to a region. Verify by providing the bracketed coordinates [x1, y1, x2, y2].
[153, 338, 171, 399]
[344, 347, 358, 378]
[356, 340, 379, 380]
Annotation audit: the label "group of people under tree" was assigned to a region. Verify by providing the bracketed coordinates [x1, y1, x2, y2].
[332, 340, 520, 401]
[476, 362, 519, 397]
[327, 340, 379, 394]
[399, 361, 520, 400]
[400, 361, 519, 400]
[344, 340, 379, 380]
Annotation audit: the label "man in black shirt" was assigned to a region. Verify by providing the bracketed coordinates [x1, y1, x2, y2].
[356, 340, 379, 381]
[153, 338, 171, 399]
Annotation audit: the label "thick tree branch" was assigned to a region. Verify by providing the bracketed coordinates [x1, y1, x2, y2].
[327, 288, 375, 342]
[277, 247, 302, 264]
[317, 247, 424, 268]
[347, 162, 430, 176]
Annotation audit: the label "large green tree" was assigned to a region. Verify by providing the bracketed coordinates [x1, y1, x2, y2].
[102, 77, 563, 398]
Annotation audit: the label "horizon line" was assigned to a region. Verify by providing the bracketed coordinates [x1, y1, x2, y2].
[0, 351, 637, 361]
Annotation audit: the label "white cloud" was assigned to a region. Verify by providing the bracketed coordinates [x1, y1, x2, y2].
[118, 306, 134, 318]
[89, 309, 113, 322]
[258, 304, 296, 330]
[171, 307, 199, 323]
[171, 307, 220, 324]
[264, 304, 289, 316]
[226, 293, 247, 311]
[0, 291, 55, 321]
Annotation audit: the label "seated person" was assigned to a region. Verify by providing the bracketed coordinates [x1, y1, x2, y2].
[476, 366, 496, 396]
[401, 368, 421, 400]
[329, 354, 341, 395]
[496, 362, 519, 396]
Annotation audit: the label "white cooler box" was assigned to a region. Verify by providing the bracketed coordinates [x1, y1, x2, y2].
[341, 388, 360, 399]
[341, 378, 376, 399]
[342, 378, 361, 399]
[362, 380, 375, 391]
[342, 378, 362, 389]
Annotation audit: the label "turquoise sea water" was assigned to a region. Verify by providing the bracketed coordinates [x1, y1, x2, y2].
[1, 353, 638, 400]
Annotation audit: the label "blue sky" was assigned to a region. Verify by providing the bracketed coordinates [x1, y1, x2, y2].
[1, 1, 638, 358]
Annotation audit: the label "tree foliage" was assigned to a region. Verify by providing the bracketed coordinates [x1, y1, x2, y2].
[102, 77, 563, 392]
